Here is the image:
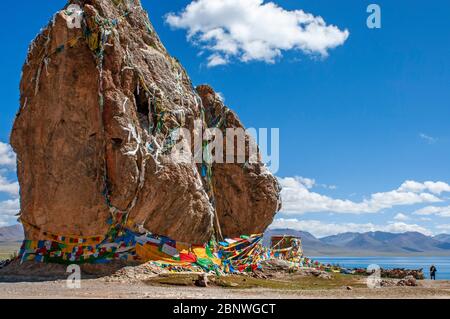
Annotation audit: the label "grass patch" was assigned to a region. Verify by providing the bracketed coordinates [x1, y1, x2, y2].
[0, 242, 21, 261]
[145, 273, 366, 290]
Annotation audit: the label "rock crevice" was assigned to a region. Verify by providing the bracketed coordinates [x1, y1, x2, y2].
[11, 0, 281, 243]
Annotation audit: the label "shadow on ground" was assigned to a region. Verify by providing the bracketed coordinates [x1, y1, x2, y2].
[0, 260, 138, 283]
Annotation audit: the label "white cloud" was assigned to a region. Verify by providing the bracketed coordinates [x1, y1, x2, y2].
[270, 218, 433, 237]
[279, 176, 442, 215]
[0, 174, 19, 197]
[413, 205, 450, 218]
[0, 198, 20, 227]
[0, 142, 20, 226]
[207, 54, 228, 67]
[296, 177, 316, 189]
[398, 180, 426, 193]
[393, 213, 410, 221]
[419, 133, 437, 144]
[398, 180, 450, 195]
[436, 224, 450, 231]
[0, 142, 19, 197]
[166, 0, 349, 67]
[0, 142, 16, 168]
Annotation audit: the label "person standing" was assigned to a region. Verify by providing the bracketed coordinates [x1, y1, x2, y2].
[430, 265, 437, 280]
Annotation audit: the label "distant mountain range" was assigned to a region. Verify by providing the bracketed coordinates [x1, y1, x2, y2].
[264, 228, 450, 256]
[0, 224, 24, 242]
[434, 233, 450, 243]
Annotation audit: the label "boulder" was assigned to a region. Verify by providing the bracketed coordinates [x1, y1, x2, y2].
[10, 0, 280, 244]
[197, 85, 281, 238]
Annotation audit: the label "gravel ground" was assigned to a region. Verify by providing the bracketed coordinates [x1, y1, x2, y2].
[1, 261, 449, 299]
[1, 279, 450, 299]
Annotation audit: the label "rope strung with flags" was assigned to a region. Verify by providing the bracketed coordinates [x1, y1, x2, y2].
[18, 221, 268, 273]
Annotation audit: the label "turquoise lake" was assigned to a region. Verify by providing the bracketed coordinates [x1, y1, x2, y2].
[313, 256, 450, 280]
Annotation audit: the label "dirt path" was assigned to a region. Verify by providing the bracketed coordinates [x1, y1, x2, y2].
[1, 279, 450, 299]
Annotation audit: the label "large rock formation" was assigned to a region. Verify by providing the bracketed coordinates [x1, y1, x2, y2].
[11, 0, 281, 244]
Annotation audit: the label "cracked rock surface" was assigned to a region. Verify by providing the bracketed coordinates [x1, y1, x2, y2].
[11, 0, 281, 243]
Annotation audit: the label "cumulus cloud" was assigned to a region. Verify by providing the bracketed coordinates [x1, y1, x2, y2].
[393, 213, 410, 221]
[0, 198, 20, 227]
[296, 177, 316, 189]
[166, 0, 349, 67]
[398, 180, 450, 195]
[279, 176, 443, 215]
[0, 142, 19, 197]
[0, 142, 20, 226]
[270, 218, 433, 237]
[207, 54, 228, 67]
[0, 174, 19, 197]
[413, 205, 450, 218]
[0, 142, 16, 168]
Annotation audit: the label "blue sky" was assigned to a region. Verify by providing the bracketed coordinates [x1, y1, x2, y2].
[1, 0, 449, 237]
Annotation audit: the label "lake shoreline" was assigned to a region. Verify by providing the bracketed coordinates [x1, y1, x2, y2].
[312, 256, 450, 280]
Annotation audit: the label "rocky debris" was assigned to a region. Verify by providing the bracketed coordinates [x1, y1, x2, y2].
[194, 273, 209, 287]
[354, 268, 424, 280]
[380, 279, 396, 287]
[11, 0, 280, 244]
[316, 271, 332, 280]
[397, 275, 417, 287]
[353, 268, 368, 276]
[251, 269, 270, 279]
[380, 276, 418, 288]
[103, 262, 166, 283]
[382, 269, 424, 280]
[258, 259, 332, 279]
[259, 259, 296, 272]
[0, 259, 13, 270]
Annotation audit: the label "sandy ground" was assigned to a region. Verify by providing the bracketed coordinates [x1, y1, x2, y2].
[1, 261, 449, 299]
[1, 279, 450, 299]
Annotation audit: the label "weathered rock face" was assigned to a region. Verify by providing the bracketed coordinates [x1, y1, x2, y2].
[197, 86, 281, 238]
[11, 0, 280, 244]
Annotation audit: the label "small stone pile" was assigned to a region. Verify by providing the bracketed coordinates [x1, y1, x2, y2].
[258, 259, 332, 279]
[354, 267, 424, 280]
[103, 262, 167, 283]
[380, 275, 418, 287]
[381, 268, 424, 280]
[396, 275, 418, 287]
